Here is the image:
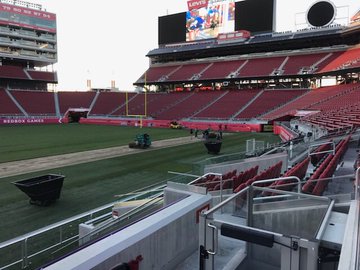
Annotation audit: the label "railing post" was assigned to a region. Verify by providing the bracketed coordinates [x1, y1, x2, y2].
[59, 226, 63, 244]
[247, 186, 254, 227]
[199, 213, 215, 270]
[219, 174, 223, 206]
[21, 238, 28, 269]
[355, 168, 360, 201]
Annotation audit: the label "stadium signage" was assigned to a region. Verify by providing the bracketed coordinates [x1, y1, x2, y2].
[0, 118, 60, 125]
[1, 119, 44, 124]
[187, 0, 209, 10]
[0, 3, 56, 20]
[217, 30, 251, 43]
[351, 10, 360, 26]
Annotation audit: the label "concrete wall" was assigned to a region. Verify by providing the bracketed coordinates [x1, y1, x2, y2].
[164, 182, 207, 206]
[44, 183, 211, 270]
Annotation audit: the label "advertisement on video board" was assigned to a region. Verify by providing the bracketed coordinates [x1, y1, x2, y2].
[350, 9, 360, 26]
[186, 0, 235, 41]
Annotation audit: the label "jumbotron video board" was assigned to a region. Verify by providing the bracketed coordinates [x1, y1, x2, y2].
[235, 0, 274, 33]
[158, 12, 186, 45]
[0, 2, 56, 32]
[158, 0, 274, 45]
[186, 0, 235, 41]
[351, 9, 360, 26]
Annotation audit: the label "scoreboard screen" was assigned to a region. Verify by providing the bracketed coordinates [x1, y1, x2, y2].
[0, 3, 56, 32]
[186, 0, 235, 42]
[158, 12, 187, 45]
[235, 0, 274, 33]
[350, 9, 360, 26]
[158, 0, 275, 45]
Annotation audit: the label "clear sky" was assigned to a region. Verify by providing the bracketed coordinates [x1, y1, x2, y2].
[28, 0, 359, 91]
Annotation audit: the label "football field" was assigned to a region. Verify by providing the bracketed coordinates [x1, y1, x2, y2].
[0, 124, 191, 163]
[0, 124, 281, 242]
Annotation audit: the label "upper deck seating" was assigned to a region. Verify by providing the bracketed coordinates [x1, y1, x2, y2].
[139, 65, 181, 83]
[167, 63, 211, 81]
[238, 57, 286, 77]
[0, 65, 27, 80]
[318, 48, 360, 73]
[200, 60, 247, 80]
[27, 70, 57, 82]
[282, 53, 329, 75]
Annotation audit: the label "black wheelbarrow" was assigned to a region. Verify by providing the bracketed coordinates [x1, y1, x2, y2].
[12, 174, 65, 206]
[204, 141, 222, 155]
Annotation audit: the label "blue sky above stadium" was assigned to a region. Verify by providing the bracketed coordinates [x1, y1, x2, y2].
[29, 0, 359, 91]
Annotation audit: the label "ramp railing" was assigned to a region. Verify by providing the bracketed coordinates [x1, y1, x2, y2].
[199, 178, 332, 270]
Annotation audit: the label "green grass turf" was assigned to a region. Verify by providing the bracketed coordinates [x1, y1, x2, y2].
[0, 131, 280, 243]
[0, 124, 190, 163]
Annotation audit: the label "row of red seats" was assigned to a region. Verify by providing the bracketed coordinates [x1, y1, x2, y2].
[303, 136, 351, 195]
[192, 170, 237, 191]
[234, 161, 283, 193]
[263, 157, 310, 196]
[232, 166, 259, 191]
[210, 166, 260, 191]
[311, 135, 351, 196]
[310, 142, 332, 166]
[210, 169, 239, 191]
[192, 167, 260, 192]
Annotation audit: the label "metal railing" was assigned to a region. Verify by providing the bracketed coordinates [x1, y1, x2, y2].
[199, 179, 332, 270]
[0, 184, 166, 270]
[355, 167, 360, 270]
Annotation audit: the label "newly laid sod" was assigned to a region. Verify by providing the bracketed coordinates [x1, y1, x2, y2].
[0, 124, 190, 163]
[0, 131, 280, 242]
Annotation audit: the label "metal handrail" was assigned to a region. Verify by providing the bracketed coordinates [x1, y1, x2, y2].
[53, 193, 165, 255]
[207, 223, 218, 256]
[187, 172, 222, 186]
[187, 172, 224, 202]
[0, 203, 113, 249]
[0, 184, 167, 269]
[251, 176, 301, 193]
[202, 182, 331, 219]
[315, 200, 335, 241]
[308, 141, 336, 156]
[355, 167, 360, 201]
[355, 168, 360, 270]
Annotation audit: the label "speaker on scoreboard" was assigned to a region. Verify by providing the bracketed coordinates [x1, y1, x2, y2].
[306, 1, 336, 27]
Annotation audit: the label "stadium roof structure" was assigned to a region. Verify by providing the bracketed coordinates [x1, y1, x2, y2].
[146, 26, 360, 62]
[134, 25, 360, 89]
